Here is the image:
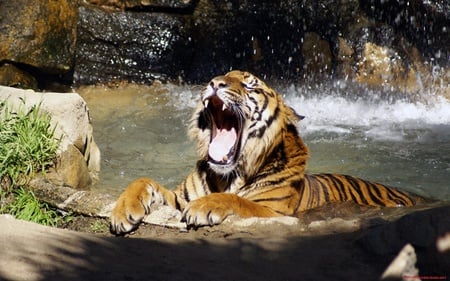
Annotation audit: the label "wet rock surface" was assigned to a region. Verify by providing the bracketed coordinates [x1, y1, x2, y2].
[0, 0, 447, 91]
[0, 63, 38, 90]
[71, 0, 449, 89]
[360, 0, 449, 67]
[85, 0, 196, 10]
[74, 5, 193, 85]
[0, 0, 77, 85]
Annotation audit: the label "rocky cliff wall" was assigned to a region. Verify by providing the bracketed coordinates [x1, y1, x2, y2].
[0, 0, 448, 94]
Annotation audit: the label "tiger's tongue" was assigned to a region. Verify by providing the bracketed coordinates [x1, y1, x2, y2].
[209, 127, 237, 162]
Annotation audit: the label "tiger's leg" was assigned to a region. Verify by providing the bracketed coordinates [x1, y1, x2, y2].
[181, 193, 281, 228]
[110, 177, 181, 235]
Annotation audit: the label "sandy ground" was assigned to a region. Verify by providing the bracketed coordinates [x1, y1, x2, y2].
[0, 214, 386, 281]
[1, 204, 449, 281]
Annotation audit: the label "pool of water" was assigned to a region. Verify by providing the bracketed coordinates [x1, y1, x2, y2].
[78, 80, 450, 202]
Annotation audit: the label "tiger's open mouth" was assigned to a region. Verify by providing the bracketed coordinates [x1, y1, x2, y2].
[204, 95, 242, 166]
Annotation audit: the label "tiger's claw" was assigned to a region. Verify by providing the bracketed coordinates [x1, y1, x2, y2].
[181, 195, 233, 228]
[110, 178, 164, 235]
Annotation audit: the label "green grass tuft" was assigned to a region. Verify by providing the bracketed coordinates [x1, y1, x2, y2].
[0, 100, 60, 187]
[0, 99, 66, 226]
[1, 187, 69, 226]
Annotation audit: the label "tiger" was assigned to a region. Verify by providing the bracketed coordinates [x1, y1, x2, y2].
[110, 70, 422, 235]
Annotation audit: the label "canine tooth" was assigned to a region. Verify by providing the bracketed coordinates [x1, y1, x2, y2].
[204, 100, 209, 108]
[222, 104, 227, 111]
[222, 155, 228, 161]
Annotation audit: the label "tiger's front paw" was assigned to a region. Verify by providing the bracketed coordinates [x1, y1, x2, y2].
[110, 178, 164, 235]
[181, 194, 234, 228]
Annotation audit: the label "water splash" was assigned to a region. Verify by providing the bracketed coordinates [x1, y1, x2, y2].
[283, 82, 450, 142]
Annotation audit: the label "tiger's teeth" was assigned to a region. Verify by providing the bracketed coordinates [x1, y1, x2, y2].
[222, 104, 227, 111]
[222, 155, 228, 162]
[204, 100, 209, 108]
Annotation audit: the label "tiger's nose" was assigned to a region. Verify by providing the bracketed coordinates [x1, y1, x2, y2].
[209, 76, 228, 90]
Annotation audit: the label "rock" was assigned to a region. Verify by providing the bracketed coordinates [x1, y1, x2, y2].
[358, 205, 450, 274]
[50, 144, 93, 190]
[437, 233, 450, 253]
[84, 0, 196, 10]
[307, 217, 361, 233]
[355, 42, 437, 94]
[347, 0, 450, 95]
[0, 85, 109, 216]
[0, 0, 77, 75]
[226, 216, 299, 228]
[141, 208, 302, 234]
[74, 4, 193, 85]
[142, 205, 185, 229]
[359, 205, 450, 255]
[360, 0, 449, 68]
[76, 0, 449, 89]
[0, 85, 100, 190]
[186, 0, 306, 82]
[0, 63, 38, 90]
[336, 37, 356, 79]
[381, 244, 420, 281]
[356, 42, 407, 90]
[301, 32, 333, 78]
[0, 0, 447, 91]
[29, 176, 115, 217]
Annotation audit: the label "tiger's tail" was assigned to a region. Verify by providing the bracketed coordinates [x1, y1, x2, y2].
[297, 174, 426, 212]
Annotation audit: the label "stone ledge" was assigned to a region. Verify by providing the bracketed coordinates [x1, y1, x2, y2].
[29, 176, 115, 217]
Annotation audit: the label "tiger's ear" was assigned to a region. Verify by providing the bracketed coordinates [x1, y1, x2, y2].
[289, 106, 305, 121]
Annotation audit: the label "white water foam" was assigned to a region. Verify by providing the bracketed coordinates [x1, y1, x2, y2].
[284, 84, 450, 141]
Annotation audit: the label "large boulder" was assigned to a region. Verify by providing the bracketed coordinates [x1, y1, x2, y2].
[0, 86, 100, 190]
[0, 0, 78, 88]
[73, 4, 193, 85]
